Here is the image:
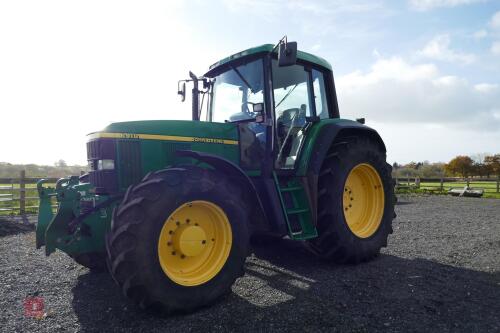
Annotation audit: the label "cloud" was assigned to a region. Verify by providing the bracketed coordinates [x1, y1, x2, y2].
[221, 0, 390, 30]
[473, 29, 487, 39]
[409, 0, 485, 11]
[474, 83, 499, 93]
[492, 41, 500, 55]
[419, 34, 476, 64]
[490, 10, 500, 29]
[336, 56, 500, 131]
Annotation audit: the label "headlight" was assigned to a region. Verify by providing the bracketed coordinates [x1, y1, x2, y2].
[97, 159, 115, 170]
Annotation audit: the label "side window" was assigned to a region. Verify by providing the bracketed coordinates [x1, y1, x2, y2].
[272, 61, 312, 168]
[312, 69, 329, 119]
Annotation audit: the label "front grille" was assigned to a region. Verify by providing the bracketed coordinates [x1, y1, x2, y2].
[87, 139, 115, 160]
[118, 140, 142, 188]
[87, 138, 118, 194]
[89, 170, 118, 194]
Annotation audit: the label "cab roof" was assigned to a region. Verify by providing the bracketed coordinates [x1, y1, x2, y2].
[207, 44, 333, 73]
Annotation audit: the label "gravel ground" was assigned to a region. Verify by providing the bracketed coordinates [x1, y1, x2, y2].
[1, 196, 499, 332]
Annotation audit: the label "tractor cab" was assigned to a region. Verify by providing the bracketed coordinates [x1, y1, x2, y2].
[179, 39, 339, 173]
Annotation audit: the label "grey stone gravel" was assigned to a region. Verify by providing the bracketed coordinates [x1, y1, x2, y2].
[0, 196, 499, 332]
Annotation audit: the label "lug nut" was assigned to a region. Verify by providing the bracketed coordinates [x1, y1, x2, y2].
[171, 251, 176, 255]
[202, 240, 206, 244]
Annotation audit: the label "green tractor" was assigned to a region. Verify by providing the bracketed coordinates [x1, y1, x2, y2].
[37, 38, 395, 312]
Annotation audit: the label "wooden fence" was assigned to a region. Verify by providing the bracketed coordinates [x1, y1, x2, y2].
[395, 176, 500, 193]
[0, 171, 59, 215]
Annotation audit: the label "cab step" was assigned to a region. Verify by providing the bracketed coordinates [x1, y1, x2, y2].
[273, 172, 318, 240]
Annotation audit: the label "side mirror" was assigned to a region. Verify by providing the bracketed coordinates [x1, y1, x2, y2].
[278, 41, 297, 67]
[177, 81, 186, 102]
[253, 103, 265, 123]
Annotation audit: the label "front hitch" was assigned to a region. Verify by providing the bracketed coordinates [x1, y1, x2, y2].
[37, 176, 117, 257]
[36, 177, 81, 254]
[36, 179, 58, 248]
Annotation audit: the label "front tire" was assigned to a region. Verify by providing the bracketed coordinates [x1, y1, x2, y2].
[105, 166, 250, 312]
[308, 137, 395, 264]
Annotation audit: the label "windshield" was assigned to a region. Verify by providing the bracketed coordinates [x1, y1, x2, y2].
[210, 58, 264, 123]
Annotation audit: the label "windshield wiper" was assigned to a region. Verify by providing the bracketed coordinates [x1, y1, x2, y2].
[229, 64, 255, 93]
[275, 84, 298, 109]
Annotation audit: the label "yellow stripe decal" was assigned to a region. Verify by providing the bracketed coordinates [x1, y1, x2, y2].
[87, 132, 239, 145]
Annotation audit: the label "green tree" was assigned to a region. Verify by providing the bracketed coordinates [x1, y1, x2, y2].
[445, 156, 474, 179]
[484, 155, 500, 177]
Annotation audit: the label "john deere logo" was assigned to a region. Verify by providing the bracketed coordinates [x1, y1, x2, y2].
[193, 137, 224, 144]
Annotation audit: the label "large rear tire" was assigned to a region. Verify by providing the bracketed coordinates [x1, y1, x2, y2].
[105, 166, 250, 313]
[308, 137, 395, 264]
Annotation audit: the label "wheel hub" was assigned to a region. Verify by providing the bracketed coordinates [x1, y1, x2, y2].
[157, 201, 232, 286]
[343, 163, 385, 238]
[172, 225, 207, 257]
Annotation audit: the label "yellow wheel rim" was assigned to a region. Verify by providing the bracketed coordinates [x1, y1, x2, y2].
[343, 163, 385, 238]
[157, 200, 232, 286]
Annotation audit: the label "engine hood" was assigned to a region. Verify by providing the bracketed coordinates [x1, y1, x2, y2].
[88, 120, 239, 145]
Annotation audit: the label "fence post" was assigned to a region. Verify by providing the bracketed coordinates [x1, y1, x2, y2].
[19, 170, 26, 215]
[415, 177, 420, 189]
[497, 176, 499, 193]
[407, 174, 410, 186]
[440, 177, 444, 191]
[466, 178, 470, 187]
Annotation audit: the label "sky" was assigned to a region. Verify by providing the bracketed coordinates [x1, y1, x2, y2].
[0, 0, 499, 166]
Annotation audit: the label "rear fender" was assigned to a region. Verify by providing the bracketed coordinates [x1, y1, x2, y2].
[297, 119, 387, 225]
[298, 119, 386, 176]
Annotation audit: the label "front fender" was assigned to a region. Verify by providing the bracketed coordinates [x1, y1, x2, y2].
[176, 150, 267, 230]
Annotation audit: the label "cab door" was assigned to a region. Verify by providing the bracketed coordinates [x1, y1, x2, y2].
[271, 61, 330, 169]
